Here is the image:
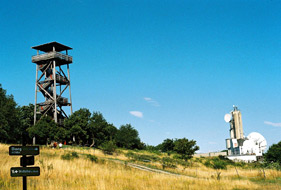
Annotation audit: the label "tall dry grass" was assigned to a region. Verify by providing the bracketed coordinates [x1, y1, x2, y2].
[0, 144, 280, 190]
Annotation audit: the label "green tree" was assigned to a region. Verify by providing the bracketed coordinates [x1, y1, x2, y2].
[157, 138, 175, 152]
[19, 104, 34, 131]
[100, 140, 117, 155]
[115, 124, 142, 149]
[28, 116, 65, 144]
[64, 108, 91, 144]
[89, 112, 117, 146]
[173, 138, 199, 161]
[18, 104, 35, 144]
[0, 84, 21, 143]
[265, 141, 281, 165]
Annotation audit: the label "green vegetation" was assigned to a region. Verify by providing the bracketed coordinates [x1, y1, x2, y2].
[86, 154, 98, 162]
[265, 141, 281, 165]
[173, 138, 199, 161]
[61, 151, 79, 160]
[161, 157, 177, 169]
[0, 84, 145, 150]
[28, 116, 66, 145]
[100, 140, 117, 155]
[2, 82, 281, 170]
[125, 151, 160, 162]
[0, 83, 201, 162]
[203, 157, 227, 170]
[115, 124, 143, 149]
[157, 138, 175, 152]
[0, 84, 21, 143]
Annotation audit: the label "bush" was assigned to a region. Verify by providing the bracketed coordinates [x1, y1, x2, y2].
[125, 151, 159, 162]
[71, 151, 79, 158]
[203, 159, 213, 168]
[100, 140, 117, 155]
[125, 151, 135, 159]
[265, 162, 281, 170]
[212, 158, 227, 170]
[203, 157, 227, 170]
[265, 141, 281, 165]
[61, 153, 72, 160]
[61, 151, 79, 160]
[86, 154, 98, 162]
[161, 157, 177, 169]
[194, 157, 204, 163]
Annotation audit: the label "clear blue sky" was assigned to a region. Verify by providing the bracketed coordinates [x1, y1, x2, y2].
[1, 0, 281, 153]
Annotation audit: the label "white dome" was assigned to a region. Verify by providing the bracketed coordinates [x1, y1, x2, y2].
[241, 139, 255, 154]
[247, 132, 267, 150]
[242, 132, 267, 156]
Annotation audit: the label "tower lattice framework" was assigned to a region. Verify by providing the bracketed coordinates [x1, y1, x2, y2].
[32, 42, 73, 126]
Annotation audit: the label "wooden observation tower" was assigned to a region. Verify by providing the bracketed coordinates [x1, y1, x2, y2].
[32, 42, 73, 127]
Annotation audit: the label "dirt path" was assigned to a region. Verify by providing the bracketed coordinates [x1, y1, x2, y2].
[109, 159, 197, 179]
[127, 162, 190, 177]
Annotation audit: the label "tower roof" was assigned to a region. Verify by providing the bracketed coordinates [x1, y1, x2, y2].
[32, 42, 72, 52]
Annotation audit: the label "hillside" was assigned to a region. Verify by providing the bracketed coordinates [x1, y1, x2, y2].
[1, 144, 281, 190]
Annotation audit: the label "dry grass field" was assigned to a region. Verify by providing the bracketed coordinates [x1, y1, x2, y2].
[0, 143, 281, 190]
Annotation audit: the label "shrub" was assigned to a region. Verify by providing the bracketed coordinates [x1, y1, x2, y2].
[203, 159, 213, 168]
[71, 151, 79, 158]
[125, 151, 159, 162]
[86, 154, 98, 162]
[61, 151, 79, 160]
[100, 141, 117, 155]
[265, 162, 281, 170]
[212, 158, 227, 170]
[161, 157, 177, 169]
[203, 157, 227, 170]
[61, 153, 72, 160]
[265, 141, 281, 165]
[125, 151, 135, 159]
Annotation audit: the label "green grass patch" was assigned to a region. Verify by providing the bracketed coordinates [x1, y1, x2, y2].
[86, 154, 98, 162]
[61, 151, 79, 160]
[125, 151, 160, 162]
[250, 177, 281, 185]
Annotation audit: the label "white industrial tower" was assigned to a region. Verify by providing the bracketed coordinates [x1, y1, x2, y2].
[224, 106, 267, 162]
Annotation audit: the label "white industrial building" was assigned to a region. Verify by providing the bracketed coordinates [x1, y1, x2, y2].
[224, 106, 267, 162]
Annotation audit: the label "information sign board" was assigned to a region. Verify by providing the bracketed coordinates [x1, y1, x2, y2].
[9, 146, 39, 156]
[10, 167, 40, 177]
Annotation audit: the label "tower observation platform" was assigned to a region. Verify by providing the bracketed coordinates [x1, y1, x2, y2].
[32, 42, 73, 128]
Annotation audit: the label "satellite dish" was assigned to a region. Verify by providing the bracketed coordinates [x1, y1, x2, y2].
[247, 132, 267, 150]
[224, 114, 231, 123]
[241, 139, 255, 155]
[242, 132, 267, 156]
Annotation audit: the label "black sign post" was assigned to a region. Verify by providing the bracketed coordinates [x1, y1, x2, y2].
[20, 156, 35, 166]
[11, 167, 40, 177]
[9, 132, 40, 190]
[9, 146, 39, 156]
[22, 133, 27, 190]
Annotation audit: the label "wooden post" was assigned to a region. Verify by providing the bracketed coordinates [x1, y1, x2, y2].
[67, 64, 73, 114]
[33, 64, 38, 145]
[53, 60, 57, 123]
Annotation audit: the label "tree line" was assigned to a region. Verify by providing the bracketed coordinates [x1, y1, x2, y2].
[0, 84, 199, 157]
[0, 84, 142, 148]
[2, 83, 281, 165]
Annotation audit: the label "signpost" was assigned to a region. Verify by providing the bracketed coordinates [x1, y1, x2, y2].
[9, 146, 39, 156]
[20, 156, 35, 166]
[9, 132, 40, 190]
[10, 167, 40, 177]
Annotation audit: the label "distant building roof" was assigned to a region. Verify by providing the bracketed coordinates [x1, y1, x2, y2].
[32, 42, 72, 52]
